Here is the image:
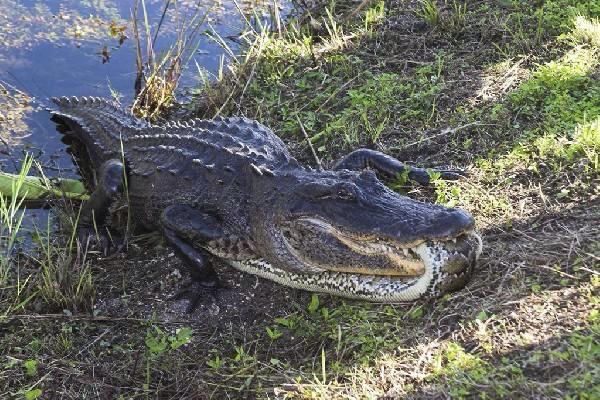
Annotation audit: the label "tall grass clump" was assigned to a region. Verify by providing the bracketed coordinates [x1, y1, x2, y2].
[131, 0, 207, 121]
[0, 155, 32, 288]
[24, 160, 96, 312]
[417, 0, 441, 27]
[34, 211, 95, 313]
[1, 155, 95, 313]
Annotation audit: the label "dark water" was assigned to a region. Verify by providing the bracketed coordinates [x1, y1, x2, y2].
[0, 0, 289, 176]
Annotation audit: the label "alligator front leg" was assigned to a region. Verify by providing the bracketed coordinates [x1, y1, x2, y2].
[333, 148, 465, 185]
[161, 205, 223, 312]
[79, 159, 125, 255]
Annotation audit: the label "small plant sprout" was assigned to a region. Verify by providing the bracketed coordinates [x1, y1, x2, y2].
[417, 0, 441, 27]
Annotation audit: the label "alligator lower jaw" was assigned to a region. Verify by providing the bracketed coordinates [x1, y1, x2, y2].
[227, 243, 440, 302]
[228, 257, 432, 302]
[229, 232, 481, 302]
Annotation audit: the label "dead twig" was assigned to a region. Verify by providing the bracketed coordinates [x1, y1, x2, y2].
[296, 114, 322, 170]
[400, 121, 490, 149]
[0, 313, 191, 324]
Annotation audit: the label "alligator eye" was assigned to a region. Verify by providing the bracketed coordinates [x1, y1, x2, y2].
[299, 182, 358, 201]
[314, 186, 355, 201]
[359, 169, 379, 182]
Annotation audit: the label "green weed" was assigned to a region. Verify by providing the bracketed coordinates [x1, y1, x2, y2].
[364, 1, 385, 33]
[145, 325, 193, 356]
[206, 354, 224, 369]
[447, 1, 468, 34]
[265, 326, 283, 340]
[144, 325, 193, 391]
[417, 0, 441, 27]
[23, 359, 37, 377]
[23, 388, 42, 400]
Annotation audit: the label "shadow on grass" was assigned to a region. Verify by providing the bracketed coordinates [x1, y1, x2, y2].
[0, 199, 596, 398]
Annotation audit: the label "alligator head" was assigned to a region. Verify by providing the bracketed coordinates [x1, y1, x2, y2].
[238, 168, 481, 302]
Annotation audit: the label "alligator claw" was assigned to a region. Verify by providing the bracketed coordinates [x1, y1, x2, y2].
[78, 226, 123, 256]
[171, 279, 225, 313]
[436, 169, 468, 181]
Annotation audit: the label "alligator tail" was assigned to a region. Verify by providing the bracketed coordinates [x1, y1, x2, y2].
[50, 96, 148, 168]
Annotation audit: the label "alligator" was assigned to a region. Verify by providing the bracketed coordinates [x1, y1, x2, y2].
[50, 96, 482, 309]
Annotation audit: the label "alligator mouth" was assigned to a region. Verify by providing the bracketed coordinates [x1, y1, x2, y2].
[234, 222, 481, 301]
[287, 217, 478, 278]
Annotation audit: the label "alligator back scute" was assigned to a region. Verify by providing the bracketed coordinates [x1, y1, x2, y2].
[52, 96, 149, 133]
[181, 117, 295, 169]
[51, 97, 301, 178]
[51, 96, 148, 167]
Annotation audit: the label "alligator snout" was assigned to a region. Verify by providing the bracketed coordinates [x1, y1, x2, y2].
[408, 208, 475, 242]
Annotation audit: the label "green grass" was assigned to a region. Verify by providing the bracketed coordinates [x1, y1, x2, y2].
[0, 155, 95, 316]
[316, 66, 443, 146]
[510, 46, 600, 137]
[184, 2, 600, 397]
[0, 155, 31, 289]
[535, 0, 600, 34]
[416, 0, 441, 28]
[423, 287, 600, 400]
[2, 0, 600, 398]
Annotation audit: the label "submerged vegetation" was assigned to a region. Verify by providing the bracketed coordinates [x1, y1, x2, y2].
[0, 82, 31, 148]
[0, 0, 599, 398]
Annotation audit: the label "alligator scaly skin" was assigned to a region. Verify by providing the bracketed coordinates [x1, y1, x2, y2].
[51, 96, 480, 305]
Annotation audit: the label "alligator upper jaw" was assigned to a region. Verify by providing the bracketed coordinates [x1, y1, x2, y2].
[287, 217, 476, 278]
[296, 216, 473, 247]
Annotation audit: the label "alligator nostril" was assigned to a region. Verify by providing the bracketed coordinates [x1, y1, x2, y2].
[422, 208, 476, 239]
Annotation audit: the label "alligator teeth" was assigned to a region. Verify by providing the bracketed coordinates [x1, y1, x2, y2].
[260, 166, 274, 176]
[403, 248, 409, 256]
[250, 163, 263, 175]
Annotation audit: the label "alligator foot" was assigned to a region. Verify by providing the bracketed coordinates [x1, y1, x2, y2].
[162, 220, 223, 312]
[77, 159, 126, 255]
[170, 279, 224, 313]
[78, 226, 124, 256]
[333, 148, 467, 185]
